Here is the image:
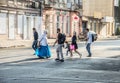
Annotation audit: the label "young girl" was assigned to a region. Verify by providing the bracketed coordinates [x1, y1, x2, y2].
[65, 41, 71, 56]
[71, 32, 82, 58]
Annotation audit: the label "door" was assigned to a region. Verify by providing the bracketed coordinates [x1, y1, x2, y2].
[26, 17, 31, 39]
[23, 16, 35, 40]
[0, 13, 7, 34]
[18, 15, 23, 39]
[35, 16, 42, 37]
[101, 24, 107, 37]
[82, 21, 87, 32]
[9, 14, 15, 39]
[23, 15, 27, 40]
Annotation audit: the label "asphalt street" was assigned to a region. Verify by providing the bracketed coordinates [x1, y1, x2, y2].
[0, 40, 120, 83]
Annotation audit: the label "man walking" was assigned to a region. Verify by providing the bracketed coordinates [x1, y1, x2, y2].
[53, 28, 64, 62]
[32, 28, 38, 55]
[85, 28, 93, 57]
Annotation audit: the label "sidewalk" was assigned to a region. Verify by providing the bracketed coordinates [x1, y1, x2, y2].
[0, 45, 120, 83]
[0, 36, 120, 48]
[98, 35, 120, 41]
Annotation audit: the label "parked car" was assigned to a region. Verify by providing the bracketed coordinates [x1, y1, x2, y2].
[78, 32, 86, 41]
[78, 31, 98, 41]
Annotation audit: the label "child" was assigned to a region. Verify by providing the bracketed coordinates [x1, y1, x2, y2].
[65, 41, 71, 56]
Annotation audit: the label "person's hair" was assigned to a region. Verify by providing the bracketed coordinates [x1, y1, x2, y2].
[86, 28, 89, 31]
[44, 30, 47, 34]
[33, 28, 36, 30]
[74, 31, 76, 35]
[57, 28, 60, 32]
[65, 41, 68, 43]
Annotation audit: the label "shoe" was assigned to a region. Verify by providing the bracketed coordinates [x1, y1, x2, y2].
[80, 54, 82, 58]
[38, 57, 45, 59]
[55, 58, 60, 61]
[60, 59, 64, 62]
[46, 56, 50, 59]
[87, 55, 91, 57]
[33, 53, 36, 55]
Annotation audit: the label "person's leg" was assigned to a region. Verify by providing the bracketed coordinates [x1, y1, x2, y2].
[74, 49, 82, 58]
[34, 40, 38, 51]
[60, 44, 64, 60]
[66, 50, 69, 56]
[56, 45, 60, 60]
[32, 40, 36, 51]
[86, 43, 92, 57]
[70, 50, 73, 57]
[32, 40, 37, 55]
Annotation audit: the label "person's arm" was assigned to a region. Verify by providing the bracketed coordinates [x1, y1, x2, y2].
[37, 41, 40, 47]
[37, 34, 43, 47]
[53, 34, 59, 47]
[72, 36, 76, 44]
[36, 32, 38, 40]
[53, 38, 58, 47]
[84, 33, 89, 41]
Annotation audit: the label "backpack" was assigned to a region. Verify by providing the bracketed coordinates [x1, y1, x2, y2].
[59, 33, 66, 44]
[92, 34, 95, 42]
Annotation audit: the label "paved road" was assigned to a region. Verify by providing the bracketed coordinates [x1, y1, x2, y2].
[0, 40, 120, 83]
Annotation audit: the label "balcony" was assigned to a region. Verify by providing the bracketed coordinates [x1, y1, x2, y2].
[0, 0, 7, 6]
[44, 0, 55, 8]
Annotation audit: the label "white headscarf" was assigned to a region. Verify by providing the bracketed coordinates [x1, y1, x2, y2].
[38, 30, 48, 46]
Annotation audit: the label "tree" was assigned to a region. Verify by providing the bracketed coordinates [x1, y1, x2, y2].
[115, 27, 120, 35]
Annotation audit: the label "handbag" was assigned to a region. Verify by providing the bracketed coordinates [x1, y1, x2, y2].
[70, 44, 75, 50]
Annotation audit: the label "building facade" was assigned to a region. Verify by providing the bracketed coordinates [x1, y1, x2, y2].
[114, 0, 120, 32]
[0, 0, 42, 40]
[42, 0, 83, 38]
[82, 0, 115, 38]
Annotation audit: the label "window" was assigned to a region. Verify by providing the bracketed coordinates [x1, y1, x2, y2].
[75, 0, 78, 4]
[67, 3, 72, 8]
[98, 23, 101, 34]
[67, 0, 71, 3]
[64, 0, 67, 4]
[59, 0, 62, 3]
[8, 0, 14, 7]
[78, 0, 82, 5]
[90, 22, 92, 30]
[61, 16, 64, 33]
[94, 23, 96, 32]
[66, 16, 70, 34]
[0, 13, 7, 34]
[0, 0, 7, 6]
[71, 0, 75, 4]
[56, 16, 60, 28]
[17, 15, 23, 34]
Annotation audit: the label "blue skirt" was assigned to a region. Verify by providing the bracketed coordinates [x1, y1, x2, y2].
[35, 45, 51, 58]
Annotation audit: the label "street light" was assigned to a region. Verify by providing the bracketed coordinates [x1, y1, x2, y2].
[38, 0, 44, 16]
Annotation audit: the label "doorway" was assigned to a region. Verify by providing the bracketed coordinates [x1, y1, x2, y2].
[8, 14, 15, 39]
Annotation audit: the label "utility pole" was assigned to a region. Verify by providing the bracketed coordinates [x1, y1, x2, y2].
[39, 0, 44, 16]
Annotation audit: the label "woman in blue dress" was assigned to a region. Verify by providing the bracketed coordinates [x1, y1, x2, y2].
[35, 30, 51, 59]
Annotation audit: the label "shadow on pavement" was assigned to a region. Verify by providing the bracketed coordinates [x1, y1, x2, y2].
[106, 47, 120, 51]
[0, 58, 49, 65]
[108, 55, 120, 58]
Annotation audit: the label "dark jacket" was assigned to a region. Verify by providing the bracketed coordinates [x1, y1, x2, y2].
[72, 35, 77, 44]
[34, 31, 38, 40]
[72, 35, 78, 49]
[57, 33, 62, 44]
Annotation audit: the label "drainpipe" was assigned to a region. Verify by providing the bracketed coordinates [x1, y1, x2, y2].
[38, 0, 44, 36]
